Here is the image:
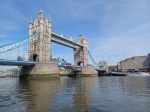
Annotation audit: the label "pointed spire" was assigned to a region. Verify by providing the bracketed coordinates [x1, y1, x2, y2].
[40, 8, 42, 13]
[79, 33, 82, 36]
[29, 16, 32, 23]
[38, 9, 44, 19]
[49, 14, 51, 22]
[78, 33, 83, 43]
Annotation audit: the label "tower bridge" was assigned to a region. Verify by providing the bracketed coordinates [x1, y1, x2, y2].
[0, 10, 105, 79]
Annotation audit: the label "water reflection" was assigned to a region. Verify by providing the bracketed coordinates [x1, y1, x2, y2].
[21, 79, 60, 112]
[0, 76, 150, 112]
[95, 77, 150, 112]
[0, 78, 60, 112]
[49, 77, 94, 111]
[118, 76, 150, 94]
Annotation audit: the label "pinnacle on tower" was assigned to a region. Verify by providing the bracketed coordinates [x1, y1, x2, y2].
[40, 8, 42, 13]
[29, 16, 32, 23]
[49, 14, 51, 22]
[38, 9, 44, 19]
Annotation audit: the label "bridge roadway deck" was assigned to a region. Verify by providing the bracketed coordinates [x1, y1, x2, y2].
[0, 59, 106, 72]
[0, 59, 36, 66]
[0, 60, 81, 69]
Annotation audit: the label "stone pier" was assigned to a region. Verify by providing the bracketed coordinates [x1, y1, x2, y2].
[20, 62, 59, 79]
[79, 66, 98, 76]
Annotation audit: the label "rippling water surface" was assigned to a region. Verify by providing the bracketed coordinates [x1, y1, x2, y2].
[0, 76, 150, 112]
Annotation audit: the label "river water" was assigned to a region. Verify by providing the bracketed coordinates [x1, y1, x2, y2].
[0, 76, 150, 112]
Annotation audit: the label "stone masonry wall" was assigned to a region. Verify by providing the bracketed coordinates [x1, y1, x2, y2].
[81, 66, 98, 75]
[118, 54, 150, 72]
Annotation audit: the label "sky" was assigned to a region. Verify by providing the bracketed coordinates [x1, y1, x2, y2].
[0, 0, 150, 70]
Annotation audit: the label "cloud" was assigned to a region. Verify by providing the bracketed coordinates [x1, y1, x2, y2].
[0, 34, 8, 39]
[89, 22, 150, 65]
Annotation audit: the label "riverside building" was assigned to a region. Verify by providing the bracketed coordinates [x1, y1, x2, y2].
[117, 53, 150, 72]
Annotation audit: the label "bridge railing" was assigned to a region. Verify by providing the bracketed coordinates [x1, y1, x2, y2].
[0, 59, 35, 63]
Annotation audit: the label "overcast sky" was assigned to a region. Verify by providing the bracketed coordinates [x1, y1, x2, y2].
[0, 0, 150, 70]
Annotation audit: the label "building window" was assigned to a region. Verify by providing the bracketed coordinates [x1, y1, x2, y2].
[34, 43, 36, 50]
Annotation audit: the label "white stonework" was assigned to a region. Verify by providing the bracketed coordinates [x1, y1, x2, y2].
[28, 11, 89, 66]
[28, 10, 51, 62]
[74, 35, 88, 66]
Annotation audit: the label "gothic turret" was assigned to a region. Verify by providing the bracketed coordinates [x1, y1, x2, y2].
[28, 10, 51, 62]
[29, 16, 33, 36]
[38, 9, 44, 19]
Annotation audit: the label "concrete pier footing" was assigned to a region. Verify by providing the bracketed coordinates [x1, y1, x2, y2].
[20, 62, 100, 79]
[68, 66, 98, 77]
[81, 66, 98, 76]
[20, 61, 59, 79]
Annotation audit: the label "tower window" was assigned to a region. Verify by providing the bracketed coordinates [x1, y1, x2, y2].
[34, 43, 38, 50]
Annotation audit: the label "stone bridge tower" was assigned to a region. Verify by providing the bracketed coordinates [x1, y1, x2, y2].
[20, 10, 59, 79]
[28, 10, 51, 62]
[74, 35, 88, 66]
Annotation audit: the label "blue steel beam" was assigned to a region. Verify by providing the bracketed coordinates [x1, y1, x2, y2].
[88, 51, 106, 72]
[0, 59, 36, 66]
[0, 31, 40, 53]
[0, 30, 83, 53]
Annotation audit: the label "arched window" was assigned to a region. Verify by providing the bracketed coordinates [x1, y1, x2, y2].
[33, 43, 35, 50]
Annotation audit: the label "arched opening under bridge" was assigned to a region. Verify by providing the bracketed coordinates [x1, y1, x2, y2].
[78, 62, 83, 66]
[30, 54, 39, 62]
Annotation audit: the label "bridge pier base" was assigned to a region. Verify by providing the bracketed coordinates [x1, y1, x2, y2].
[20, 62, 59, 79]
[98, 71, 106, 76]
[80, 66, 98, 76]
[68, 66, 98, 77]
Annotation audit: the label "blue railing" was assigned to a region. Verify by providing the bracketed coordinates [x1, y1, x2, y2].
[0, 59, 36, 66]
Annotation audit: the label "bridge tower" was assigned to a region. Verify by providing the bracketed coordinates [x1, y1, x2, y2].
[28, 10, 51, 62]
[20, 10, 59, 79]
[74, 35, 88, 66]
